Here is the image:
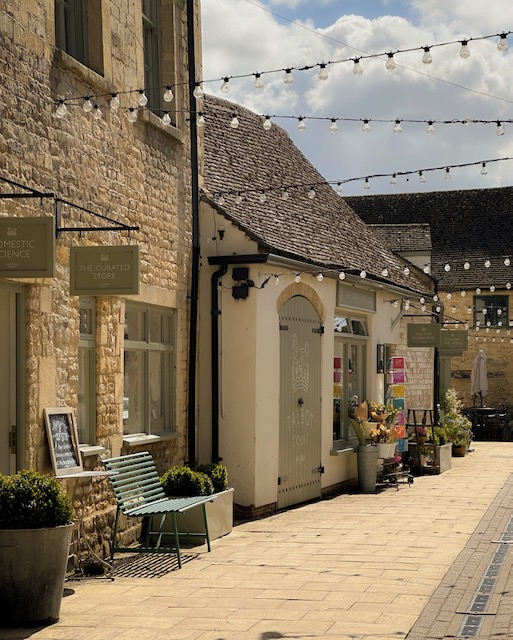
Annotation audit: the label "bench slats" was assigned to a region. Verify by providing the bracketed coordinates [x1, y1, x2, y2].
[103, 451, 212, 569]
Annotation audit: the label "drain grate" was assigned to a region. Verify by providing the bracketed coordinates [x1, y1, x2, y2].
[457, 515, 513, 637]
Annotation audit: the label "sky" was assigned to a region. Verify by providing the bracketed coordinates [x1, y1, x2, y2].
[200, 0, 513, 195]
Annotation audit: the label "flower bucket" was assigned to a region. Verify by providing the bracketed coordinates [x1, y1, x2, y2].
[377, 442, 395, 458]
[357, 446, 378, 492]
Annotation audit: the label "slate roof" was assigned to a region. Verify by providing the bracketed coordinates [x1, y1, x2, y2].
[368, 224, 432, 253]
[345, 190, 513, 291]
[201, 94, 433, 296]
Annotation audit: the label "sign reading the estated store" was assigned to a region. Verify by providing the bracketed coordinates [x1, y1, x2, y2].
[70, 245, 140, 295]
[0, 217, 55, 277]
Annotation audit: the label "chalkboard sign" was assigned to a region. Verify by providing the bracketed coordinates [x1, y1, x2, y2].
[43, 408, 83, 476]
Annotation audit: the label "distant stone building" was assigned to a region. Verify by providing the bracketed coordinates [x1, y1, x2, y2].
[1, 0, 201, 555]
[347, 189, 513, 410]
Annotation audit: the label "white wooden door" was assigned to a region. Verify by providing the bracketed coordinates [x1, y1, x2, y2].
[278, 296, 322, 509]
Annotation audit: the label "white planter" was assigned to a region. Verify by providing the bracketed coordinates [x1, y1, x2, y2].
[377, 442, 396, 458]
[152, 488, 234, 542]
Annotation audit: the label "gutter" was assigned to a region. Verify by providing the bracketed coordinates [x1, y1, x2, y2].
[208, 254, 268, 463]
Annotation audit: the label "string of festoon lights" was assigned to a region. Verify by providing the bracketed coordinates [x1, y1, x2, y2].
[53, 29, 512, 120]
[248, 270, 513, 342]
[211, 156, 513, 202]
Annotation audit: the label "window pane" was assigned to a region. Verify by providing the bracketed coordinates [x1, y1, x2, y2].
[125, 309, 146, 341]
[149, 351, 170, 431]
[124, 351, 146, 434]
[351, 319, 368, 336]
[79, 307, 93, 336]
[149, 312, 172, 343]
[77, 347, 92, 443]
[334, 316, 350, 334]
[473, 295, 509, 328]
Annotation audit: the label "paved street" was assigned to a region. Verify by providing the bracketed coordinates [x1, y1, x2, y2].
[3, 441, 513, 640]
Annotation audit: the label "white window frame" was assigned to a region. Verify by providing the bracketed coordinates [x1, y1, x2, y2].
[123, 303, 176, 437]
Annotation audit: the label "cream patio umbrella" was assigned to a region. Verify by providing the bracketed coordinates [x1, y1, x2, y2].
[471, 349, 488, 406]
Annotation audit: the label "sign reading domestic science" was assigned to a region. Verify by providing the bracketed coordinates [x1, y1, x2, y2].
[0, 217, 55, 277]
[70, 246, 140, 295]
[440, 329, 468, 355]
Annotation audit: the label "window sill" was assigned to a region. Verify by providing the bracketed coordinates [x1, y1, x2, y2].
[330, 439, 358, 455]
[79, 444, 107, 457]
[123, 431, 179, 446]
[55, 49, 112, 95]
[139, 109, 184, 144]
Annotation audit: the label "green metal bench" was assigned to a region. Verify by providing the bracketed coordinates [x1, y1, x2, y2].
[103, 451, 212, 569]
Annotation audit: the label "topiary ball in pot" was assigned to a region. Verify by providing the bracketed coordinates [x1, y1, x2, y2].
[0, 470, 73, 529]
[197, 463, 228, 493]
[160, 466, 213, 497]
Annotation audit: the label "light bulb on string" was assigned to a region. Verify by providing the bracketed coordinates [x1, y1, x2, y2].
[461, 290, 467, 297]
[447, 292, 452, 299]
[445, 167, 451, 181]
[336, 183, 343, 195]
[459, 40, 470, 59]
[362, 119, 371, 133]
[504, 257, 511, 266]
[476, 287, 481, 294]
[318, 64, 329, 81]
[329, 119, 338, 133]
[360, 270, 367, 278]
[217, 194, 225, 206]
[197, 113, 205, 127]
[426, 121, 435, 135]
[297, 117, 306, 131]
[507, 282, 512, 290]
[481, 162, 488, 175]
[281, 189, 289, 200]
[339, 271, 346, 280]
[490, 285, 495, 292]
[498, 33, 509, 52]
[404, 300, 410, 310]
[137, 90, 148, 106]
[283, 69, 294, 85]
[452, 306, 456, 313]
[307, 188, 316, 200]
[93, 105, 102, 120]
[263, 116, 272, 131]
[353, 58, 363, 76]
[275, 276, 280, 286]
[259, 192, 266, 203]
[254, 73, 264, 89]
[467, 306, 472, 314]
[381, 268, 389, 277]
[110, 93, 120, 110]
[193, 83, 204, 99]
[127, 108, 138, 123]
[55, 100, 68, 118]
[82, 97, 93, 113]
[390, 173, 397, 185]
[422, 46, 432, 64]
[464, 261, 470, 270]
[420, 297, 425, 304]
[385, 52, 396, 71]
[230, 114, 239, 128]
[423, 265, 430, 274]
[496, 121, 505, 136]
[444, 263, 451, 272]
[392, 300, 399, 308]
[433, 294, 439, 301]
[317, 273, 324, 282]
[419, 171, 426, 184]
[393, 120, 402, 134]
[162, 112, 171, 125]
[363, 178, 370, 190]
[294, 273, 301, 283]
[403, 267, 410, 276]
[464, 116, 472, 126]
[221, 77, 231, 93]
[163, 86, 174, 103]
[485, 259, 491, 268]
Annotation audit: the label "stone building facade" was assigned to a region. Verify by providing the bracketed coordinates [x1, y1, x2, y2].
[1, 0, 201, 556]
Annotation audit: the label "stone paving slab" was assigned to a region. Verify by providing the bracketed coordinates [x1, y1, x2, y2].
[2, 441, 513, 640]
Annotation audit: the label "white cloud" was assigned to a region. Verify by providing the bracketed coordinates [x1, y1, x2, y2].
[200, 0, 513, 195]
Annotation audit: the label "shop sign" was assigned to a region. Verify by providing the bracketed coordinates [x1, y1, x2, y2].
[0, 217, 55, 278]
[70, 245, 140, 295]
[407, 323, 440, 347]
[337, 283, 376, 312]
[439, 329, 468, 356]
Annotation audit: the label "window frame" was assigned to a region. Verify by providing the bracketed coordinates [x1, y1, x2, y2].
[123, 303, 176, 436]
[473, 295, 509, 329]
[55, 0, 104, 75]
[77, 297, 96, 445]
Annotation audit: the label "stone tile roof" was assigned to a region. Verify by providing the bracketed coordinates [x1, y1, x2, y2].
[201, 94, 433, 296]
[345, 190, 513, 291]
[368, 224, 432, 252]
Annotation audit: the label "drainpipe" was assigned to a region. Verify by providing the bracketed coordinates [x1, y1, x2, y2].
[186, 0, 200, 466]
[208, 254, 269, 463]
[211, 265, 228, 463]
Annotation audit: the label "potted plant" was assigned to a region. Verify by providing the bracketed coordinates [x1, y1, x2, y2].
[160, 463, 233, 540]
[439, 388, 473, 456]
[0, 470, 73, 627]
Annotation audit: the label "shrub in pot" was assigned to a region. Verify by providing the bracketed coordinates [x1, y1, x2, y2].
[160, 465, 214, 497]
[0, 470, 74, 627]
